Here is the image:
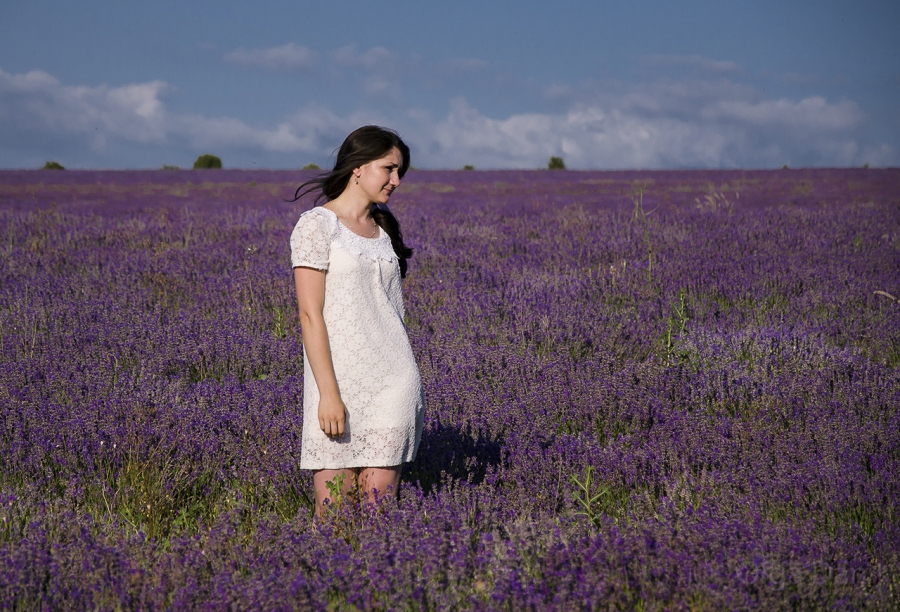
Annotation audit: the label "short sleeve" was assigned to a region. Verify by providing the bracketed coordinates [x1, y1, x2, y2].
[290, 209, 333, 270]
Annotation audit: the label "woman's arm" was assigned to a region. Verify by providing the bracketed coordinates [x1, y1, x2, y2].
[294, 266, 346, 437]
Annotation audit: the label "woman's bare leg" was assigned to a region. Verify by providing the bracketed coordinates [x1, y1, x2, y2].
[313, 468, 357, 515]
[358, 466, 402, 504]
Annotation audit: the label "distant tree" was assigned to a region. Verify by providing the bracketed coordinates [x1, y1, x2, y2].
[781, 164, 789, 170]
[162, 164, 180, 170]
[42, 161, 65, 170]
[193, 154, 222, 169]
[863, 162, 870, 169]
[462, 164, 475, 170]
[302, 163, 321, 170]
[547, 156, 566, 170]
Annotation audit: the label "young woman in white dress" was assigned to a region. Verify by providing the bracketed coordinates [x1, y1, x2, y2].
[289, 126, 424, 515]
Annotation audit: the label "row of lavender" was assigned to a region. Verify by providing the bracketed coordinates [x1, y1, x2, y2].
[1, 169, 898, 609]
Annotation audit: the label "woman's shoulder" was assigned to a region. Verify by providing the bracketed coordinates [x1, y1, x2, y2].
[290, 207, 337, 269]
[294, 206, 337, 231]
[291, 206, 339, 246]
[299, 205, 337, 222]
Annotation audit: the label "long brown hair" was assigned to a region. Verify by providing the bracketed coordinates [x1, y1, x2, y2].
[291, 126, 414, 277]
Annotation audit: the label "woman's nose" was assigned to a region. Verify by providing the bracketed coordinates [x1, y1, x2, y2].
[390, 172, 400, 186]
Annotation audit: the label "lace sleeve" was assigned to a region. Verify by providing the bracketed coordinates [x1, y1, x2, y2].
[290, 209, 333, 270]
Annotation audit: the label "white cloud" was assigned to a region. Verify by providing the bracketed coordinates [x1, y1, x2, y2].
[224, 43, 318, 71]
[0, 67, 169, 146]
[0, 65, 893, 169]
[407, 84, 872, 169]
[0, 66, 394, 168]
[701, 96, 863, 130]
[173, 106, 379, 154]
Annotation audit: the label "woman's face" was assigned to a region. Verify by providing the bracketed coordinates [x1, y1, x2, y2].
[355, 147, 403, 204]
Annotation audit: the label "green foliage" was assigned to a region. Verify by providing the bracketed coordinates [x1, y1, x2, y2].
[271, 307, 287, 339]
[85, 443, 222, 542]
[547, 156, 566, 170]
[323, 473, 353, 515]
[462, 164, 475, 170]
[193, 154, 222, 169]
[301, 163, 320, 170]
[161, 164, 180, 170]
[325, 473, 345, 500]
[662, 288, 691, 360]
[42, 161, 65, 170]
[569, 466, 609, 527]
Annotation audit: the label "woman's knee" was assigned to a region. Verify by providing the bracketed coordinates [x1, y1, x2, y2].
[359, 466, 401, 498]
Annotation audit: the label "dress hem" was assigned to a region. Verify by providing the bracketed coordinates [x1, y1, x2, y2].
[300, 457, 417, 471]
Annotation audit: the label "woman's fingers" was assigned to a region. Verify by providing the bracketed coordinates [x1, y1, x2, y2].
[319, 414, 346, 436]
[318, 397, 347, 436]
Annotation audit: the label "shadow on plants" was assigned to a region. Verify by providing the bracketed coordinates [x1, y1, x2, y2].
[402, 422, 504, 495]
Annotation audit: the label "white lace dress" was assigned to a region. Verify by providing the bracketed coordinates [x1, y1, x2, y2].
[289, 207, 424, 470]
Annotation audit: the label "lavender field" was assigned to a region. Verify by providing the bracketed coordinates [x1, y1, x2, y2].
[1, 167, 899, 610]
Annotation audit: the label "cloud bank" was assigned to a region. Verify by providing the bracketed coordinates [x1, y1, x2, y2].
[0, 50, 894, 169]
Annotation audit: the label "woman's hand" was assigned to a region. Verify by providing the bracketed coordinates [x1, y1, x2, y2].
[318, 393, 347, 437]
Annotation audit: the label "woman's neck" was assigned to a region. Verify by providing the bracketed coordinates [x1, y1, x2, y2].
[326, 192, 372, 223]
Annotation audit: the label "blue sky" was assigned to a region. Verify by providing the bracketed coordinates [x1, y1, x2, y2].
[1, 0, 898, 169]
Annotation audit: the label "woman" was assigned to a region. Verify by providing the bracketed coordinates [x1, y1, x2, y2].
[289, 126, 424, 515]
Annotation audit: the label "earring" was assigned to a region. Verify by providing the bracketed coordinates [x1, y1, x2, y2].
[354, 177, 359, 185]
